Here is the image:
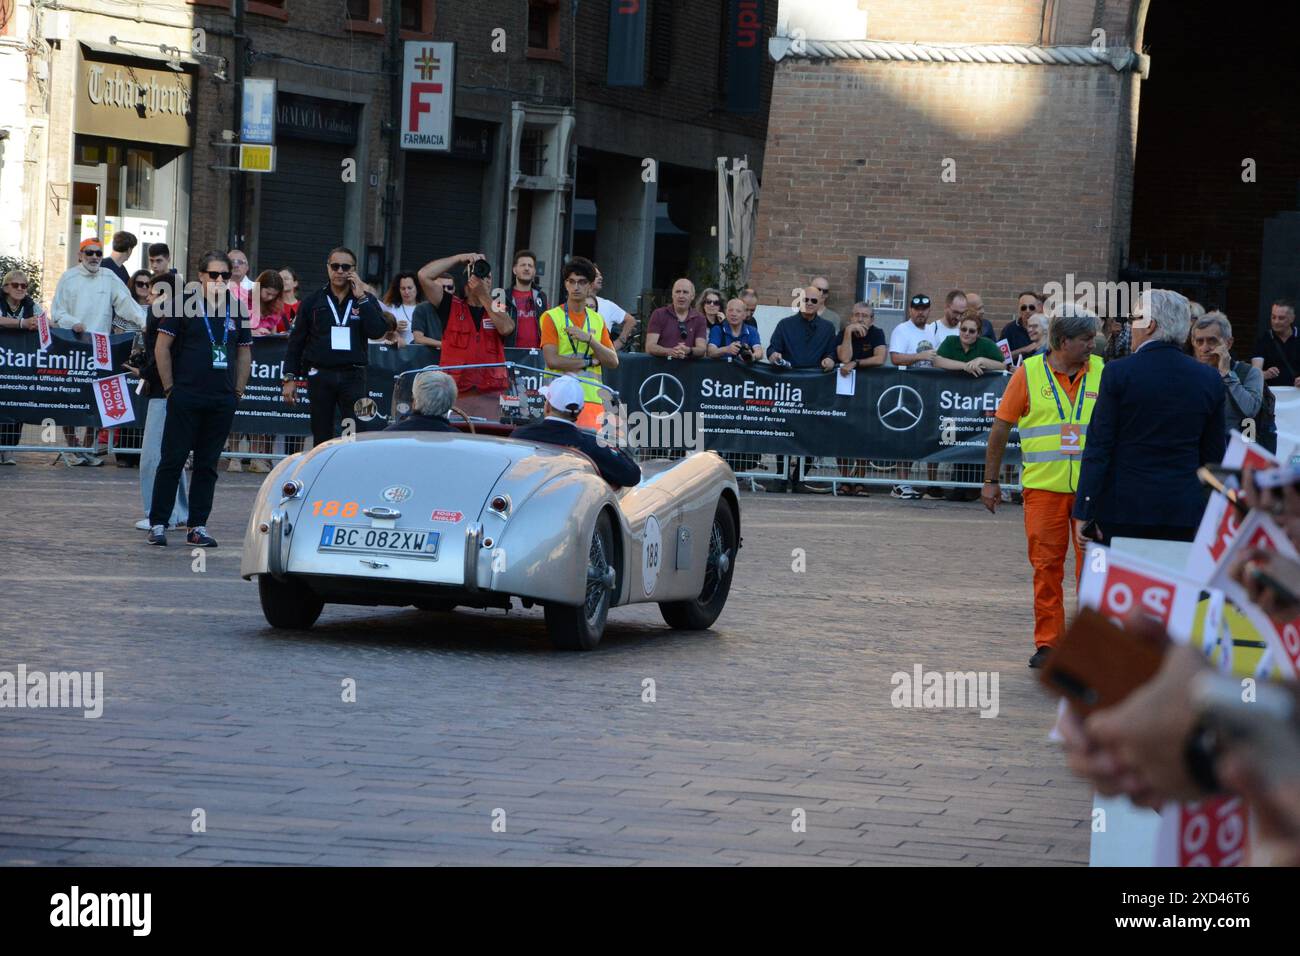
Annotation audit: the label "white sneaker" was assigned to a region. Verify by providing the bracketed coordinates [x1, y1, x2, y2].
[890, 484, 923, 500]
[134, 518, 151, 531]
[80, 452, 104, 467]
[249, 459, 271, 473]
[227, 458, 242, 473]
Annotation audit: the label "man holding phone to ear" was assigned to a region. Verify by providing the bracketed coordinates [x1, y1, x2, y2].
[283, 246, 394, 447]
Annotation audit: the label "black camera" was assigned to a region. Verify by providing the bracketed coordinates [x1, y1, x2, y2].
[469, 257, 492, 280]
[736, 343, 755, 364]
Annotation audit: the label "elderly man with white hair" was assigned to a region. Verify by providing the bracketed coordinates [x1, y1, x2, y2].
[1073, 289, 1226, 548]
[386, 370, 460, 433]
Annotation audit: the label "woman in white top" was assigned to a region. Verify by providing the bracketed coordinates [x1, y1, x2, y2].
[379, 272, 422, 346]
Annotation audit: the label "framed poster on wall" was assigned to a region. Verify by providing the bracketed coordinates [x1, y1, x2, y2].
[856, 257, 910, 340]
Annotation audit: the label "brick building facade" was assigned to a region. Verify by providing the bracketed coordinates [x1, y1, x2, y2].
[3, 0, 774, 314]
[748, 0, 1300, 344]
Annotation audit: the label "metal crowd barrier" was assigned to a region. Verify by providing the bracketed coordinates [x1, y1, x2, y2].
[4, 425, 1023, 495]
[627, 448, 1023, 494]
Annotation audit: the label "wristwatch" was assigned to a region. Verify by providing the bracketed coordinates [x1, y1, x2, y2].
[1183, 717, 1224, 794]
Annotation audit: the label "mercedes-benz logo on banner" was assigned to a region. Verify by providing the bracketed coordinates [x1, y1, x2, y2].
[877, 384, 924, 432]
[638, 373, 686, 420]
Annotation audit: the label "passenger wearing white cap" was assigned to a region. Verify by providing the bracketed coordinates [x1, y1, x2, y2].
[512, 374, 642, 488]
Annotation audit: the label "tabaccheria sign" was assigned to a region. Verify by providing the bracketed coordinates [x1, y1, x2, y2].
[86, 65, 191, 117]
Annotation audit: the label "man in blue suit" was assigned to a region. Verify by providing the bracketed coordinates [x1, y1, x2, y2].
[1073, 289, 1226, 546]
[512, 375, 642, 489]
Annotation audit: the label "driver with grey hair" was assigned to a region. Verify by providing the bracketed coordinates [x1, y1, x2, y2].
[1073, 289, 1226, 546]
[386, 370, 460, 433]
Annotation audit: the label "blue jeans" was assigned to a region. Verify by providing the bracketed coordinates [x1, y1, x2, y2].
[141, 398, 189, 525]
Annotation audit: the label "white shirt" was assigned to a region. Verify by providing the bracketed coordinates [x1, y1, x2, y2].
[49, 264, 144, 334]
[239, 276, 255, 292]
[384, 303, 417, 345]
[596, 296, 627, 332]
[930, 319, 961, 344]
[888, 320, 942, 368]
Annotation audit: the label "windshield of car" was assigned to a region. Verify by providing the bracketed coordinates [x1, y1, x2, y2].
[389, 363, 618, 435]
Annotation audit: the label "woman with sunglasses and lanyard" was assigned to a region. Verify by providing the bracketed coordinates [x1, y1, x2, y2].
[0, 270, 45, 464]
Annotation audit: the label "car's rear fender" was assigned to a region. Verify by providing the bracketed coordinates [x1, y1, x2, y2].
[484, 471, 619, 605]
[240, 448, 338, 579]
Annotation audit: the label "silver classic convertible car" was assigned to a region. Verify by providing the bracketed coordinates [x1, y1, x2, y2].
[240, 364, 740, 650]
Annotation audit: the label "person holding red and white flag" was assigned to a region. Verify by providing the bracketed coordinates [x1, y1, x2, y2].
[48, 238, 145, 466]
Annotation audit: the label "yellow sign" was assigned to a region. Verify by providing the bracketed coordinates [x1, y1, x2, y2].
[239, 144, 275, 173]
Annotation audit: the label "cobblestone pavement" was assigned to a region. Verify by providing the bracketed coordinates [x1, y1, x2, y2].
[0, 458, 1091, 866]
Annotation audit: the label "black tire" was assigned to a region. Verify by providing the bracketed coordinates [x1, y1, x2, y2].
[545, 510, 615, 651]
[258, 574, 324, 629]
[659, 499, 737, 630]
[413, 599, 458, 613]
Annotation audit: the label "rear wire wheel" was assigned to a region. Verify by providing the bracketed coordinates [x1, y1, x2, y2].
[545, 510, 615, 651]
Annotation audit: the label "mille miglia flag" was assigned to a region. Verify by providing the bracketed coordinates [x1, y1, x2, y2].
[93, 373, 136, 427]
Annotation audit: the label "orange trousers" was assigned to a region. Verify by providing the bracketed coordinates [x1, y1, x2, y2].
[1022, 487, 1084, 649]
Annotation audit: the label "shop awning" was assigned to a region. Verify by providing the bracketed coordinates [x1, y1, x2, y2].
[80, 39, 201, 68]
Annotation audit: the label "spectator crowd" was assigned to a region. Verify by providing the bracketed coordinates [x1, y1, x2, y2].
[4, 233, 1300, 866]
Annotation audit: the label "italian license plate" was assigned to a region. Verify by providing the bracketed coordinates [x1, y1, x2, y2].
[318, 524, 440, 559]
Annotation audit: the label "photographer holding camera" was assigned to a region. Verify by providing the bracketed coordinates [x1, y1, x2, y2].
[282, 246, 394, 447]
[707, 298, 765, 364]
[417, 252, 515, 397]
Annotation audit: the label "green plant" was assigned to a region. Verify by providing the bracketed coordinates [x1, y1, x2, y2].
[0, 255, 43, 303]
[689, 253, 747, 302]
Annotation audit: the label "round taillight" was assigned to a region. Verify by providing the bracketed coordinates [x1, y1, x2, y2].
[281, 481, 300, 498]
[490, 495, 509, 514]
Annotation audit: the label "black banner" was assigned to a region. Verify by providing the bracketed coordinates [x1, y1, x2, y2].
[232, 342, 548, 433]
[611, 355, 1022, 464]
[2, 329, 1019, 462]
[726, 0, 764, 114]
[0, 330, 142, 427]
[606, 0, 647, 87]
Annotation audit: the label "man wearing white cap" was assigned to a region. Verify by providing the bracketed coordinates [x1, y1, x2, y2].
[512, 375, 641, 488]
